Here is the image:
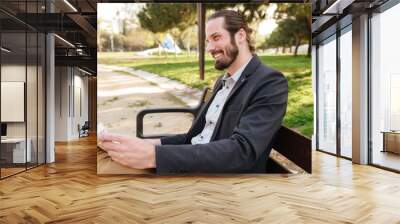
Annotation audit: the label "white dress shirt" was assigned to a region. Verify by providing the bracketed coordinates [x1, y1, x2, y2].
[191, 57, 252, 145]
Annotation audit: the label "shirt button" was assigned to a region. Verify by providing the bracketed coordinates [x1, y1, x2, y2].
[200, 136, 203, 139]
[216, 104, 219, 108]
[209, 121, 213, 124]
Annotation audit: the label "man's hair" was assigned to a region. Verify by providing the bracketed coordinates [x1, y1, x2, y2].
[207, 9, 255, 53]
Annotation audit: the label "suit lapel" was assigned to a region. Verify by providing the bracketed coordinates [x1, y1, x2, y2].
[210, 56, 261, 140]
[225, 71, 248, 103]
[227, 56, 261, 104]
[186, 77, 223, 140]
[186, 55, 262, 142]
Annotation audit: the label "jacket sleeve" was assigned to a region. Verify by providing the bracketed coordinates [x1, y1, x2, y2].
[160, 134, 188, 145]
[155, 72, 288, 173]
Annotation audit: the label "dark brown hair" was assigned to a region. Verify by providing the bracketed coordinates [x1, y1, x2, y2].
[207, 9, 255, 53]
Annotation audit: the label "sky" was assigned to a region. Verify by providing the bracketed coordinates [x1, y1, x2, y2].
[98, 3, 278, 37]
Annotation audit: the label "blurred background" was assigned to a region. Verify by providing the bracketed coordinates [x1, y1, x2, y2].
[97, 3, 312, 137]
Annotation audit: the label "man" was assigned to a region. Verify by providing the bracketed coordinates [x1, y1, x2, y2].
[99, 10, 288, 173]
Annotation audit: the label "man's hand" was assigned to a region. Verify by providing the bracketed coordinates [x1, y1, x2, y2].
[98, 133, 156, 169]
[144, 138, 161, 146]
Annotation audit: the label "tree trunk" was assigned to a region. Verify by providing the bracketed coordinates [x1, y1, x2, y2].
[97, 32, 102, 52]
[294, 40, 300, 56]
[187, 29, 191, 55]
[110, 33, 114, 52]
[306, 16, 312, 57]
[294, 44, 299, 56]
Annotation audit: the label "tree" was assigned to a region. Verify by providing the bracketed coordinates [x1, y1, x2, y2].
[274, 4, 311, 56]
[263, 27, 294, 54]
[118, 4, 140, 36]
[97, 18, 103, 52]
[137, 3, 269, 52]
[205, 3, 269, 24]
[124, 28, 156, 51]
[279, 18, 308, 56]
[137, 4, 197, 34]
[137, 4, 197, 52]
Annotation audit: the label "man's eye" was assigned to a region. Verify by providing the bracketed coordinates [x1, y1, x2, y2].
[214, 36, 220, 41]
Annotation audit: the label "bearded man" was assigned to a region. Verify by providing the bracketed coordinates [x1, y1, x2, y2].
[99, 10, 288, 173]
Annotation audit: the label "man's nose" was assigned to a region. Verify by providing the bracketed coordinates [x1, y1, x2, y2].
[206, 42, 214, 53]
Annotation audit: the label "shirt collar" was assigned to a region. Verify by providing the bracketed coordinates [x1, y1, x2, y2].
[223, 56, 253, 83]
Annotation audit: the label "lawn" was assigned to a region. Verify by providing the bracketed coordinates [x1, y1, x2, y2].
[98, 53, 313, 137]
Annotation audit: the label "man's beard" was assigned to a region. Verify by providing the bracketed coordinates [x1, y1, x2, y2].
[212, 41, 239, 71]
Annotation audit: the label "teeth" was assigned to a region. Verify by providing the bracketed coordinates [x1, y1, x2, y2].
[214, 53, 223, 59]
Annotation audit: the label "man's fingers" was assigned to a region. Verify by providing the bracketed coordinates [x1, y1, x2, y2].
[108, 151, 128, 166]
[108, 151, 121, 162]
[99, 133, 130, 142]
[100, 141, 126, 152]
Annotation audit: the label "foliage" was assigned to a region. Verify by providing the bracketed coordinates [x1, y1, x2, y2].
[264, 17, 309, 55]
[124, 28, 157, 51]
[101, 3, 310, 54]
[275, 4, 311, 24]
[137, 4, 197, 33]
[98, 32, 125, 52]
[205, 3, 269, 24]
[137, 4, 198, 51]
[136, 3, 269, 51]
[137, 3, 269, 33]
[265, 4, 311, 56]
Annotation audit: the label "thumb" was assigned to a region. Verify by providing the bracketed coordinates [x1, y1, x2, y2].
[99, 133, 130, 143]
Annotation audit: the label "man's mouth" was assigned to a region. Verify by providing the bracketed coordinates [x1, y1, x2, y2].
[212, 52, 224, 60]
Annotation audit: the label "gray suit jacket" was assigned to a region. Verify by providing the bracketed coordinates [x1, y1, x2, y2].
[155, 55, 288, 173]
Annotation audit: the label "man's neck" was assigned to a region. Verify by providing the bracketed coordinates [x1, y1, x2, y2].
[227, 51, 253, 76]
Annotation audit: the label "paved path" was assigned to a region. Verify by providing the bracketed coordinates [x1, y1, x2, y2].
[99, 64, 203, 107]
[97, 64, 196, 136]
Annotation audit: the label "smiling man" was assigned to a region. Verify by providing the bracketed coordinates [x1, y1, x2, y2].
[99, 10, 288, 173]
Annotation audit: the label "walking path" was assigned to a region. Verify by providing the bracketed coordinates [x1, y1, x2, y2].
[99, 64, 203, 107]
[97, 64, 199, 136]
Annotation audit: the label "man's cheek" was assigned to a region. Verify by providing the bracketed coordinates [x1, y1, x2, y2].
[223, 48, 228, 57]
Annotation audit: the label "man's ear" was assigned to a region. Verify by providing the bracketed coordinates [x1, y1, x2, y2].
[236, 28, 246, 44]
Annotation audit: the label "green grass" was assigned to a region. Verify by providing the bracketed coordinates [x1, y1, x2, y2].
[284, 71, 313, 137]
[99, 53, 313, 137]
